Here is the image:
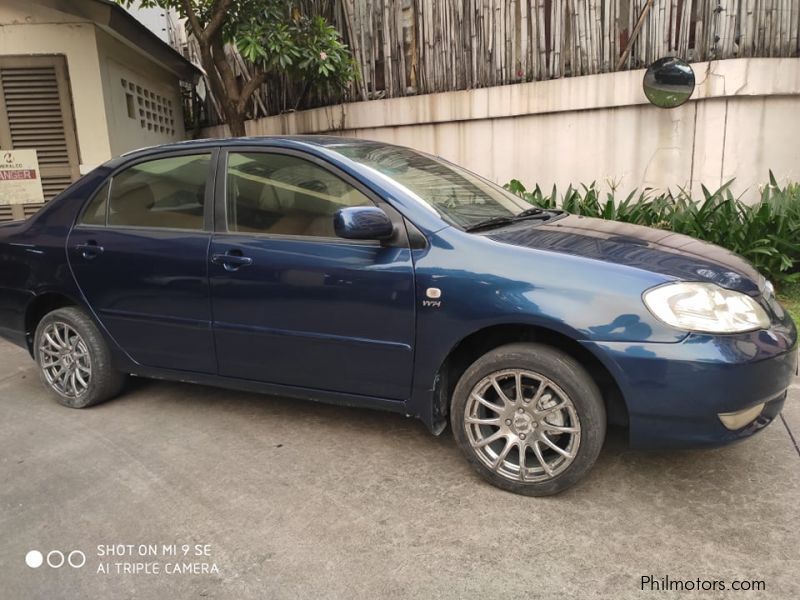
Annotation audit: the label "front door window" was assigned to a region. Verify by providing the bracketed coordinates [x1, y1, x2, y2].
[226, 152, 373, 237]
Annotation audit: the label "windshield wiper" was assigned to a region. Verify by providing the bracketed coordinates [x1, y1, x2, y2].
[464, 215, 515, 232]
[465, 207, 562, 232]
[516, 207, 546, 218]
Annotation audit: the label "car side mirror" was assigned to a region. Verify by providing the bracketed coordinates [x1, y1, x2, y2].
[334, 207, 395, 241]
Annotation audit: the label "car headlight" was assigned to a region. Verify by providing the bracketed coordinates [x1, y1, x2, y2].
[643, 282, 770, 333]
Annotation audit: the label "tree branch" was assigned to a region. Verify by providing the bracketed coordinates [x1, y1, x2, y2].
[199, 44, 227, 107]
[180, 0, 205, 43]
[210, 34, 240, 103]
[205, 0, 235, 39]
[237, 71, 268, 113]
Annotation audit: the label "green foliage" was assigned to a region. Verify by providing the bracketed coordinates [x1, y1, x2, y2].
[234, 4, 356, 87]
[116, 1, 355, 107]
[505, 173, 800, 286]
[777, 282, 800, 325]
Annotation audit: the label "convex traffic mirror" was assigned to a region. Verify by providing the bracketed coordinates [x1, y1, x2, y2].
[643, 56, 695, 108]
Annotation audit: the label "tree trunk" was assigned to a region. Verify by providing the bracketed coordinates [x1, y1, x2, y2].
[179, 0, 249, 137]
[225, 107, 246, 137]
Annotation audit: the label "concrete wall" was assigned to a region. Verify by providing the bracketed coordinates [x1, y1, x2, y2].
[95, 28, 185, 159]
[0, 0, 185, 172]
[204, 58, 800, 200]
[0, 1, 109, 171]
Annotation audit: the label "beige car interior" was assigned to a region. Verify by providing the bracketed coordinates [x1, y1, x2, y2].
[227, 155, 372, 237]
[104, 153, 371, 236]
[108, 156, 208, 230]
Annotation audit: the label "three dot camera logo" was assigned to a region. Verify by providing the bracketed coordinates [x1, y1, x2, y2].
[25, 549, 86, 570]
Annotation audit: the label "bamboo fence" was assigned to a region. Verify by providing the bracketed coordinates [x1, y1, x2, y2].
[185, 0, 800, 124]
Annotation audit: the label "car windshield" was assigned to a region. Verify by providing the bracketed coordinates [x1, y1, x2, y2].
[333, 144, 532, 229]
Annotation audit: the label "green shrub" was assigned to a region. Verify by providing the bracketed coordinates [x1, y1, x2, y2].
[777, 282, 800, 325]
[504, 173, 800, 285]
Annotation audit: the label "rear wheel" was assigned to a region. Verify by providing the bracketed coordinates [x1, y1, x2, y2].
[451, 343, 606, 496]
[34, 307, 126, 408]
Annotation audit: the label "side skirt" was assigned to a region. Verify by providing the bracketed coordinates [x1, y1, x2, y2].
[125, 365, 411, 416]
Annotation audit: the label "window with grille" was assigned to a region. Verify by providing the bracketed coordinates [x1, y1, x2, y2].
[120, 78, 176, 135]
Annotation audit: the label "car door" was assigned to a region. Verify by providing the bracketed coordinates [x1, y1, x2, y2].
[209, 148, 416, 400]
[68, 151, 217, 373]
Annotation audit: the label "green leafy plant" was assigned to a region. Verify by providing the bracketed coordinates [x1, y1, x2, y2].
[118, 1, 355, 135]
[777, 282, 800, 325]
[505, 173, 800, 286]
[236, 7, 356, 106]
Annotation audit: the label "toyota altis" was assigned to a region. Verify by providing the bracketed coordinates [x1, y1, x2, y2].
[0, 137, 796, 495]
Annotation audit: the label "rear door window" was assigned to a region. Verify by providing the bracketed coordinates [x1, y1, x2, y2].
[108, 154, 211, 230]
[80, 181, 110, 225]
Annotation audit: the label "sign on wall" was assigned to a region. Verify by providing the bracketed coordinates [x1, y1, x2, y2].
[0, 149, 45, 205]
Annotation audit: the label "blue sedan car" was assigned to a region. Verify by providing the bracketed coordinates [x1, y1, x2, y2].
[0, 137, 796, 495]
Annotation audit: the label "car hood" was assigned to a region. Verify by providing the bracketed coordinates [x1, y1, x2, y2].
[487, 214, 764, 295]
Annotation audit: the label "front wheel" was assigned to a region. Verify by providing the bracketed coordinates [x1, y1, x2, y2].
[34, 307, 126, 408]
[451, 343, 606, 496]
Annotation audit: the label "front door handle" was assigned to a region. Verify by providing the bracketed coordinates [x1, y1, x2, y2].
[211, 252, 253, 272]
[75, 241, 104, 260]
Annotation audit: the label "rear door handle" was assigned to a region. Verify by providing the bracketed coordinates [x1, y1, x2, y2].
[75, 242, 104, 260]
[211, 252, 253, 272]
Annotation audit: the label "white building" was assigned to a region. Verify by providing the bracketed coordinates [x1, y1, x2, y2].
[0, 0, 198, 222]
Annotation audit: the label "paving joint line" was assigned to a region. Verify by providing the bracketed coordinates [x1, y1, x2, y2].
[780, 414, 800, 459]
[0, 369, 28, 385]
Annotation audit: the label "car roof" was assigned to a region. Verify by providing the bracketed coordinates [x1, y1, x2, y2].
[118, 135, 386, 160]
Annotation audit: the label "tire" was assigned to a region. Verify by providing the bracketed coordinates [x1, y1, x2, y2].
[450, 342, 606, 496]
[33, 307, 126, 408]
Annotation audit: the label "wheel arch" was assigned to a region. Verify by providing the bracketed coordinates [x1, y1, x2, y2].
[430, 323, 629, 432]
[24, 292, 82, 356]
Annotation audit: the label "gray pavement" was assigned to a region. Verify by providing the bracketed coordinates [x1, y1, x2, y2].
[0, 338, 798, 599]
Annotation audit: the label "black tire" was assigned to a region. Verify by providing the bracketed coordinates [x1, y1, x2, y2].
[450, 342, 606, 496]
[33, 307, 126, 408]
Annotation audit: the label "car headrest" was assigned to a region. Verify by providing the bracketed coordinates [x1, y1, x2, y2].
[113, 182, 156, 217]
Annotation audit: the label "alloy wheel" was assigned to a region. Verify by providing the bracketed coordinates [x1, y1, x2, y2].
[464, 369, 581, 483]
[38, 321, 92, 398]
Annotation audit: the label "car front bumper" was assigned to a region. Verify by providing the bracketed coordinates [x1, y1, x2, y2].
[582, 324, 798, 449]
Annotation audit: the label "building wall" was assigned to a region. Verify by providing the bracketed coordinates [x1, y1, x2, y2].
[0, 0, 186, 173]
[203, 58, 800, 200]
[0, 1, 109, 171]
[94, 28, 185, 159]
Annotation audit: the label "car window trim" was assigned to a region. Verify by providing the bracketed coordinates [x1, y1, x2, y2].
[214, 230, 381, 247]
[216, 146, 410, 248]
[75, 148, 220, 234]
[74, 224, 215, 235]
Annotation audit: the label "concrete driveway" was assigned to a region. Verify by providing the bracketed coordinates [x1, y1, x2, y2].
[1, 338, 798, 599]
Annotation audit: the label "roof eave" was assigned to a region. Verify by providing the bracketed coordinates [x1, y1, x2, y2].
[31, 0, 200, 82]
